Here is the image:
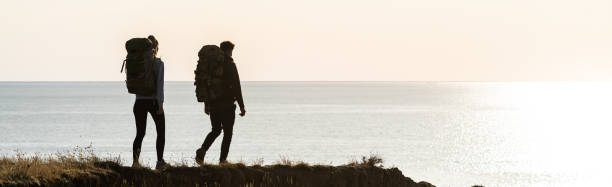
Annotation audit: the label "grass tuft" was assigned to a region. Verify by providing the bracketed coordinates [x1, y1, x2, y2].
[347, 154, 384, 167]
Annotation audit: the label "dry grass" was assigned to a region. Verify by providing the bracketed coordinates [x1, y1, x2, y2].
[250, 157, 264, 166]
[274, 155, 294, 166]
[0, 145, 118, 185]
[0, 149, 416, 187]
[347, 154, 384, 167]
[270, 156, 314, 168]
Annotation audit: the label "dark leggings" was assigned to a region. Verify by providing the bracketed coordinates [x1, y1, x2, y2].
[133, 99, 165, 162]
[201, 106, 235, 162]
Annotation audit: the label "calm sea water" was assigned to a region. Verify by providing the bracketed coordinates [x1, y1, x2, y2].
[1, 82, 611, 186]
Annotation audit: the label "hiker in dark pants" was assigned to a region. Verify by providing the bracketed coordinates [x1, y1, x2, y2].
[132, 35, 167, 169]
[196, 41, 246, 164]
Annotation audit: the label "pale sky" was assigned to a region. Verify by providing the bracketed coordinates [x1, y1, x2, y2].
[1, 0, 611, 81]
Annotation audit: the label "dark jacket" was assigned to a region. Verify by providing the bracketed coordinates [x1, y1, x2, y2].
[207, 56, 244, 110]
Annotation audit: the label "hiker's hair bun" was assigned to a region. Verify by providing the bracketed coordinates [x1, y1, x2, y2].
[148, 35, 158, 46]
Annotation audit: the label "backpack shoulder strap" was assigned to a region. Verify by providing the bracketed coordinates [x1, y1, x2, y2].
[120, 60, 126, 73]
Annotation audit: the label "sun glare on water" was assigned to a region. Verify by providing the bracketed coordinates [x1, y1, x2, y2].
[491, 82, 612, 185]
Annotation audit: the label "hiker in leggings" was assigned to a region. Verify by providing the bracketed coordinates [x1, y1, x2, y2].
[196, 41, 246, 164]
[132, 35, 167, 169]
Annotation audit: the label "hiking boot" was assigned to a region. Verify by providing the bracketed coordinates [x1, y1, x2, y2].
[155, 160, 168, 170]
[132, 148, 141, 167]
[132, 161, 142, 168]
[195, 148, 205, 165]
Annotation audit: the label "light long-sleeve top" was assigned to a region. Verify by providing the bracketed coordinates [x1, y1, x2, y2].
[135, 58, 164, 107]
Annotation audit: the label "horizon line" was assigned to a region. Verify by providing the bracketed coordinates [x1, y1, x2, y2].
[0, 80, 611, 83]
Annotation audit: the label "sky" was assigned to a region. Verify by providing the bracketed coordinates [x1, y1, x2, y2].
[0, 0, 611, 81]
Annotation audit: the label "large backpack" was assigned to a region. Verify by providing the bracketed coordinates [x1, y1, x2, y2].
[121, 38, 157, 96]
[194, 45, 227, 103]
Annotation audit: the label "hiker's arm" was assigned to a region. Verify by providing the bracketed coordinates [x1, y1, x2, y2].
[233, 63, 245, 109]
[156, 59, 164, 114]
[203, 102, 209, 115]
[232, 63, 245, 117]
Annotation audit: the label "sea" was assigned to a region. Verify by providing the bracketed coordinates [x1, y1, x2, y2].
[0, 82, 611, 187]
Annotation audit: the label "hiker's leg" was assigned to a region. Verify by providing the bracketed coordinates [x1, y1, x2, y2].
[220, 108, 236, 162]
[201, 110, 222, 151]
[150, 102, 165, 162]
[132, 100, 148, 161]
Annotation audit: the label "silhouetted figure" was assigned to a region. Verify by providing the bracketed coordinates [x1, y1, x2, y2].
[130, 35, 167, 169]
[195, 41, 246, 164]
